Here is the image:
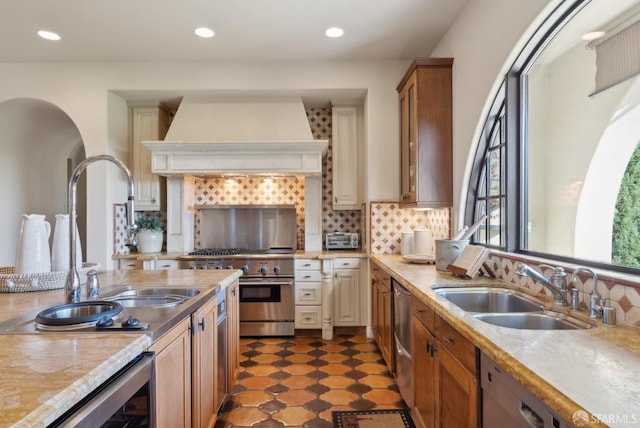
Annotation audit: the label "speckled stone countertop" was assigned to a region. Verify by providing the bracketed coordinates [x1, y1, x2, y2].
[372, 254, 640, 428]
[113, 249, 368, 260]
[0, 269, 240, 428]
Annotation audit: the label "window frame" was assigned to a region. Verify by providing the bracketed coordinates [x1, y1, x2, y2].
[465, 0, 640, 274]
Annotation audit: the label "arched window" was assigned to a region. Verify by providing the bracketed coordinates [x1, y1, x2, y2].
[466, 0, 640, 274]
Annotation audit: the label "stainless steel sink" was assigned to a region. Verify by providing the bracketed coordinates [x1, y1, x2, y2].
[101, 288, 201, 309]
[473, 312, 593, 330]
[433, 287, 543, 313]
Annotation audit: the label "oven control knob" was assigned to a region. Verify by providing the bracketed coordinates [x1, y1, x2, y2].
[274, 266, 281, 274]
[189, 266, 197, 270]
[199, 265, 207, 270]
[215, 266, 222, 270]
[242, 265, 249, 274]
[227, 265, 233, 270]
[260, 267, 268, 275]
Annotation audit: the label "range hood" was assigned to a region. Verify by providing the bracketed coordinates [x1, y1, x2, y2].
[143, 97, 328, 176]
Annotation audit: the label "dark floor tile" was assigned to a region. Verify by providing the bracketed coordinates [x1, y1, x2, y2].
[259, 398, 287, 414]
[339, 348, 359, 357]
[307, 349, 328, 358]
[304, 417, 333, 428]
[308, 341, 325, 347]
[339, 340, 357, 347]
[275, 349, 295, 358]
[343, 369, 367, 380]
[240, 359, 259, 368]
[242, 349, 262, 358]
[346, 383, 373, 395]
[303, 398, 332, 413]
[271, 359, 293, 368]
[348, 398, 377, 410]
[253, 418, 285, 428]
[269, 371, 292, 381]
[265, 383, 290, 394]
[246, 341, 265, 349]
[305, 383, 331, 396]
[307, 370, 330, 380]
[342, 358, 363, 367]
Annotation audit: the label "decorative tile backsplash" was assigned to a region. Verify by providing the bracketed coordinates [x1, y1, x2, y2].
[369, 202, 451, 254]
[486, 252, 640, 328]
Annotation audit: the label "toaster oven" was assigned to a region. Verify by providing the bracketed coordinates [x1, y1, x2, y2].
[326, 232, 359, 250]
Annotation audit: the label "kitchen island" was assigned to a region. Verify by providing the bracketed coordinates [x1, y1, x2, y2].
[372, 254, 640, 428]
[0, 269, 240, 427]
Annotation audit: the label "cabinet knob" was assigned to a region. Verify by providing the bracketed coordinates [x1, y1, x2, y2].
[198, 319, 206, 331]
[443, 336, 454, 344]
[151, 198, 156, 203]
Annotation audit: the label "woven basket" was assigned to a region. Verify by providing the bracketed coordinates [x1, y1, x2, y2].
[0, 262, 101, 293]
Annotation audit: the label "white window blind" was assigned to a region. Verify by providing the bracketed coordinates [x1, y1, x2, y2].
[592, 14, 640, 94]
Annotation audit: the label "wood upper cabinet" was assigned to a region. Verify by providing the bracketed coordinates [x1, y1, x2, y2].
[398, 58, 453, 209]
[131, 107, 170, 211]
[331, 107, 360, 210]
[370, 260, 392, 369]
[411, 295, 479, 428]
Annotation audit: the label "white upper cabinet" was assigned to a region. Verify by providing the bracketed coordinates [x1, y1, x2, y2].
[131, 107, 170, 211]
[331, 107, 360, 210]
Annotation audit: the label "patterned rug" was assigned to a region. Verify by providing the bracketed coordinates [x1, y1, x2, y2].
[332, 409, 416, 428]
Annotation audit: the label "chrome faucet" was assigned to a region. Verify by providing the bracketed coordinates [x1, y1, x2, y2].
[65, 155, 137, 303]
[570, 267, 602, 318]
[515, 262, 568, 306]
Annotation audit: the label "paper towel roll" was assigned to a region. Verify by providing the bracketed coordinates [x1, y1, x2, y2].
[401, 232, 414, 255]
[413, 229, 433, 256]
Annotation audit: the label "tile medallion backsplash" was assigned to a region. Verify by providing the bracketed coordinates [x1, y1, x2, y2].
[369, 202, 451, 254]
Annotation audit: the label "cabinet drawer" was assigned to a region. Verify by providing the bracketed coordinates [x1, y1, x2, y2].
[295, 259, 321, 270]
[155, 260, 179, 270]
[118, 259, 143, 270]
[334, 258, 360, 269]
[295, 306, 323, 329]
[295, 271, 322, 282]
[412, 296, 435, 332]
[435, 315, 477, 374]
[295, 283, 322, 305]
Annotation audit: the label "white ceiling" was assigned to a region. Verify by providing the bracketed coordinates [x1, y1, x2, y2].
[0, 0, 468, 62]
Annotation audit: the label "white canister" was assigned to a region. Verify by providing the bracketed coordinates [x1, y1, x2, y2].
[401, 231, 414, 255]
[413, 228, 434, 256]
[51, 214, 83, 272]
[15, 214, 51, 274]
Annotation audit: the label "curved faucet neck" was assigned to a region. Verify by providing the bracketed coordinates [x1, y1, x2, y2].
[65, 155, 136, 303]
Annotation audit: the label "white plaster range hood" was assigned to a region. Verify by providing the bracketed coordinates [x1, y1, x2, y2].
[143, 97, 328, 176]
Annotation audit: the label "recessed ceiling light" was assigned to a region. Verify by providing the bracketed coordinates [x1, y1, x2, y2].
[194, 27, 215, 38]
[325, 27, 344, 38]
[581, 31, 606, 42]
[37, 30, 61, 41]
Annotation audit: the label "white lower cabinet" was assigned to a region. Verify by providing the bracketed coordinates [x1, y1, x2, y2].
[294, 258, 323, 329]
[333, 257, 362, 326]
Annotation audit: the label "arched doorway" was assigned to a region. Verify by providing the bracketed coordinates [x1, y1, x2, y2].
[0, 98, 86, 266]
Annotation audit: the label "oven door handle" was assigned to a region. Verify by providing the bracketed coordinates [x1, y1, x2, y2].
[241, 280, 293, 287]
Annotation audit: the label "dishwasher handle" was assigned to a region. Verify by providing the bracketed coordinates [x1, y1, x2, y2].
[519, 401, 544, 428]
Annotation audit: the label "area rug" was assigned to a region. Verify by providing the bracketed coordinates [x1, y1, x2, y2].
[332, 409, 416, 428]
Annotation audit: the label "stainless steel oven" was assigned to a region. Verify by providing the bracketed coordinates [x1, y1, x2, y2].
[239, 277, 294, 336]
[182, 204, 297, 337]
[50, 352, 154, 427]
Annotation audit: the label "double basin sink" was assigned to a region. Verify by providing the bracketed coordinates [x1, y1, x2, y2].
[433, 286, 593, 330]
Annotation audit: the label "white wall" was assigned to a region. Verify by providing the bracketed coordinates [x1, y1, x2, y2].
[430, 0, 563, 227]
[0, 60, 407, 266]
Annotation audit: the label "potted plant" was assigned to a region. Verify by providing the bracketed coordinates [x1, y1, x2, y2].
[135, 216, 164, 253]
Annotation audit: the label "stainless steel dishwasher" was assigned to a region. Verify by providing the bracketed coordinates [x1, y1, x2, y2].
[392, 279, 413, 408]
[481, 352, 571, 427]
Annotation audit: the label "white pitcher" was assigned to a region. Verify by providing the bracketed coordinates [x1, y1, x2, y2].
[15, 214, 51, 274]
[51, 214, 83, 272]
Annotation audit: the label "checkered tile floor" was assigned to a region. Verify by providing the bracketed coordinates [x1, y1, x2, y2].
[215, 333, 405, 427]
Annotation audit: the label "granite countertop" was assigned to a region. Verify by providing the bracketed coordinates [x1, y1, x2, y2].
[112, 249, 368, 260]
[0, 269, 241, 427]
[372, 254, 640, 428]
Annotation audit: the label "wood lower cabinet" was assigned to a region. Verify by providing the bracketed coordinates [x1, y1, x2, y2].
[151, 293, 220, 428]
[150, 317, 192, 428]
[411, 296, 479, 428]
[370, 261, 392, 369]
[226, 281, 240, 392]
[192, 297, 218, 428]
